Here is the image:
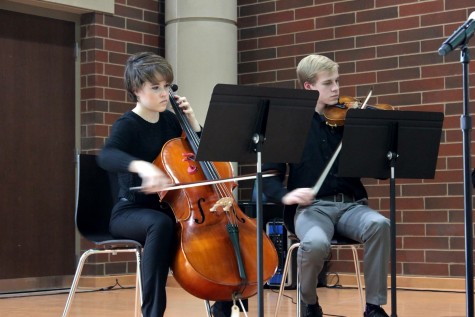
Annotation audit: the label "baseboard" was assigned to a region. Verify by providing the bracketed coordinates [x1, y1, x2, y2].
[0, 276, 73, 293]
[0, 273, 466, 295]
[77, 275, 137, 288]
[333, 273, 466, 292]
[78, 273, 468, 293]
[77, 273, 181, 289]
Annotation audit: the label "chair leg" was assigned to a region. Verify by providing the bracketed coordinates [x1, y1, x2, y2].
[350, 245, 365, 313]
[204, 300, 212, 317]
[62, 249, 94, 317]
[296, 262, 301, 317]
[135, 276, 140, 317]
[274, 242, 300, 317]
[135, 247, 143, 317]
[63, 248, 142, 317]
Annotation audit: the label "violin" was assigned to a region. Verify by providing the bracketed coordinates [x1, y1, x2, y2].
[324, 95, 394, 127]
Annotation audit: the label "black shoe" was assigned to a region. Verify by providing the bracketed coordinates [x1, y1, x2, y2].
[364, 306, 389, 317]
[210, 300, 249, 317]
[301, 302, 323, 317]
[210, 302, 227, 317]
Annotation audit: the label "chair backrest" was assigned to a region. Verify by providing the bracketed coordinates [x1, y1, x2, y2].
[75, 153, 118, 243]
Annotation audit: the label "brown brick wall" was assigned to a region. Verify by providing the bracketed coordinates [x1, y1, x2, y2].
[80, 0, 475, 279]
[236, 0, 475, 279]
[80, 0, 164, 155]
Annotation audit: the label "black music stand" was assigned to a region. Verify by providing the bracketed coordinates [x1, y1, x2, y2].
[338, 109, 444, 317]
[196, 83, 318, 317]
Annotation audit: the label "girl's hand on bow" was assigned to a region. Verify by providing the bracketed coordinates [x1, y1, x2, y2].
[129, 160, 172, 194]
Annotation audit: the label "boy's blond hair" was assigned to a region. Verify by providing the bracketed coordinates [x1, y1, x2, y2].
[296, 54, 339, 88]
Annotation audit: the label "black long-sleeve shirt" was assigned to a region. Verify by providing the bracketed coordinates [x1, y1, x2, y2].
[262, 113, 368, 204]
[97, 110, 182, 207]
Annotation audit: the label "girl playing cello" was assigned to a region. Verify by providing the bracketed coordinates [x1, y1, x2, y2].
[98, 51, 201, 317]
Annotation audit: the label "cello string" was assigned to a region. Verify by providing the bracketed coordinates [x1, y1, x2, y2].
[168, 86, 236, 220]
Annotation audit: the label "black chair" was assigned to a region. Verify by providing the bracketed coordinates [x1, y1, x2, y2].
[62, 154, 143, 317]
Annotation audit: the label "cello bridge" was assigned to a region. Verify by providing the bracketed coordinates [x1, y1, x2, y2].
[210, 197, 234, 213]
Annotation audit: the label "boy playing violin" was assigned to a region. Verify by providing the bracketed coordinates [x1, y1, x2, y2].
[213, 55, 390, 317]
[260, 54, 391, 317]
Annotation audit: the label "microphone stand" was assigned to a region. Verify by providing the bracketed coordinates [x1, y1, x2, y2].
[439, 18, 474, 315]
[460, 45, 474, 317]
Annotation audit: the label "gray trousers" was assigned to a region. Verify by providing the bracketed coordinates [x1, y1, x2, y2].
[295, 199, 390, 306]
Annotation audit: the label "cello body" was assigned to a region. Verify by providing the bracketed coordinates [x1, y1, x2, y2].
[156, 136, 278, 301]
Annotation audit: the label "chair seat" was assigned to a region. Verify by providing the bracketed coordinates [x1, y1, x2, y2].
[85, 233, 143, 247]
[331, 234, 361, 246]
[95, 239, 143, 248]
[288, 232, 361, 246]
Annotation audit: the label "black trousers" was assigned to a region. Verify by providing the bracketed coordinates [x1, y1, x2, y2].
[110, 200, 176, 317]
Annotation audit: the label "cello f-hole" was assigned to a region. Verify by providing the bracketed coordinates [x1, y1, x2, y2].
[195, 198, 206, 224]
[232, 207, 246, 223]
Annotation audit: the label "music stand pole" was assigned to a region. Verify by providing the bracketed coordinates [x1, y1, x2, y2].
[460, 46, 474, 317]
[386, 121, 399, 317]
[388, 152, 398, 317]
[253, 133, 265, 317]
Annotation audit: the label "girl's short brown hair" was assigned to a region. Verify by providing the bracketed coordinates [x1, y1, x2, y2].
[124, 52, 174, 102]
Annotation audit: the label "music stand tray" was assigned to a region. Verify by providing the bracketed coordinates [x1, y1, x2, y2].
[196, 84, 318, 164]
[339, 109, 443, 179]
[338, 108, 444, 317]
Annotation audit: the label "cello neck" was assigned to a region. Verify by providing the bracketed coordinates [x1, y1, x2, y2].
[168, 85, 200, 154]
[168, 85, 222, 182]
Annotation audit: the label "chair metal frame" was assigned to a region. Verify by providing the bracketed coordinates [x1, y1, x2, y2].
[274, 238, 364, 317]
[62, 247, 143, 317]
[62, 154, 143, 317]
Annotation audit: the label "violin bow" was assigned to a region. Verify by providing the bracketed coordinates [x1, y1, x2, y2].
[359, 87, 373, 109]
[130, 170, 277, 192]
[312, 88, 373, 196]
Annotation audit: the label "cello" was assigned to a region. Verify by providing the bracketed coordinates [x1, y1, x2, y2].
[155, 85, 278, 301]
